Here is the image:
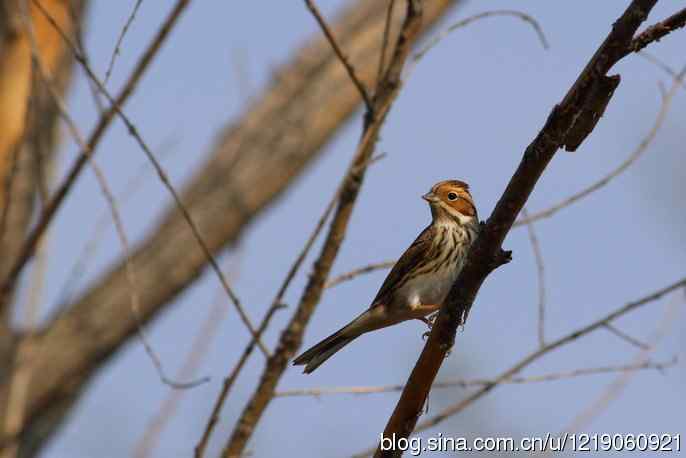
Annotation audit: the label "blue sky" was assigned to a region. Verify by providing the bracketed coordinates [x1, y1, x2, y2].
[36, 1, 685, 457]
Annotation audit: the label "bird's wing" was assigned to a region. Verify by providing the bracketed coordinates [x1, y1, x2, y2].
[370, 224, 435, 307]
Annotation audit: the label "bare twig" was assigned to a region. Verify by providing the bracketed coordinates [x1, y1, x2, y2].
[22, 18, 205, 389]
[603, 322, 651, 350]
[637, 51, 686, 89]
[135, 289, 228, 458]
[559, 294, 681, 438]
[373, 3, 685, 455]
[521, 207, 546, 348]
[53, 135, 180, 311]
[305, 0, 373, 110]
[104, 0, 145, 85]
[325, 260, 395, 289]
[415, 278, 686, 432]
[275, 358, 677, 397]
[32, 0, 269, 356]
[0, 0, 192, 311]
[220, 2, 425, 457]
[413, 10, 548, 65]
[194, 186, 339, 457]
[354, 277, 686, 457]
[376, 0, 397, 86]
[514, 66, 685, 227]
[194, 148, 385, 456]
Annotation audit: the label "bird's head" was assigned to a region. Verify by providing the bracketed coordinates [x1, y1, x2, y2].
[422, 180, 477, 224]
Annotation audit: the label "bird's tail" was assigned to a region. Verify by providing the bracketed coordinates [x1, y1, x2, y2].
[292, 326, 358, 374]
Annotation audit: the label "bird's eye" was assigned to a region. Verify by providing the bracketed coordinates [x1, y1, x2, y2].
[447, 192, 458, 201]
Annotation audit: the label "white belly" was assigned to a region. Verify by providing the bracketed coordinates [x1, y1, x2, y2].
[398, 264, 459, 307]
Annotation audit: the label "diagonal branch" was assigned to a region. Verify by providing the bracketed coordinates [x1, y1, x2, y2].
[354, 277, 685, 456]
[33, 3, 268, 355]
[0, 0, 191, 310]
[220, 2, 426, 456]
[305, 0, 373, 110]
[373, 2, 686, 456]
[0, 0, 462, 452]
[414, 277, 686, 433]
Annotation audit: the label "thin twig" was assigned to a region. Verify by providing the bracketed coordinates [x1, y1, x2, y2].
[414, 278, 686, 433]
[194, 187, 339, 458]
[194, 150, 386, 457]
[304, 0, 373, 110]
[354, 277, 686, 457]
[376, 0, 396, 86]
[53, 135, 180, 311]
[31, 0, 269, 356]
[324, 261, 395, 289]
[372, 3, 685, 453]
[521, 207, 546, 348]
[412, 10, 548, 64]
[514, 66, 685, 227]
[637, 51, 686, 90]
[104, 0, 144, 85]
[559, 294, 681, 439]
[275, 358, 677, 397]
[23, 20, 205, 389]
[68, 1, 106, 114]
[603, 323, 651, 350]
[0, 0, 192, 311]
[135, 287, 229, 458]
[221, 2, 425, 456]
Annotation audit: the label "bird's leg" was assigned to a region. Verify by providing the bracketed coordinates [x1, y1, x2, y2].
[414, 305, 440, 339]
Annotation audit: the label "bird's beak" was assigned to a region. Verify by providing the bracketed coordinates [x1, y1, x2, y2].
[422, 192, 438, 203]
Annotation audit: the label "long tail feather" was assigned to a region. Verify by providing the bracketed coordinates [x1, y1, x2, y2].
[293, 328, 357, 374]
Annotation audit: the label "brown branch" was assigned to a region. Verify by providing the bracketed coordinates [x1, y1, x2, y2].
[514, 66, 684, 227]
[104, 0, 144, 85]
[353, 277, 685, 457]
[18, 5, 202, 392]
[373, 2, 684, 456]
[35, 6, 268, 356]
[414, 278, 686, 431]
[0, 0, 461, 451]
[194, 178, 340, 457]
[221, 2, 426, 456]
[275, 357, 677, 397]
[195, 152, 384, 456]
[0, 0, 191, 310]
[304, 0, 373, 110]
[628, 7, 686, 53]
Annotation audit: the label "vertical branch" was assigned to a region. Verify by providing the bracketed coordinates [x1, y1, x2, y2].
[521, 207, 546, 347]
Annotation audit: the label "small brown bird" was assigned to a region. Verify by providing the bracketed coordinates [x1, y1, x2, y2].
[293, 180, 479, 373]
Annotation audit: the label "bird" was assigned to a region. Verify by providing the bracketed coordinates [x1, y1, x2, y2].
[293, 179, 480, 374]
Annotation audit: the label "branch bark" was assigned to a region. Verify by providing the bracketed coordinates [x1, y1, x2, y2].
[0, 0, 462, 453]
[374, 1, 685, 456]
[221, 1, 450, 456]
